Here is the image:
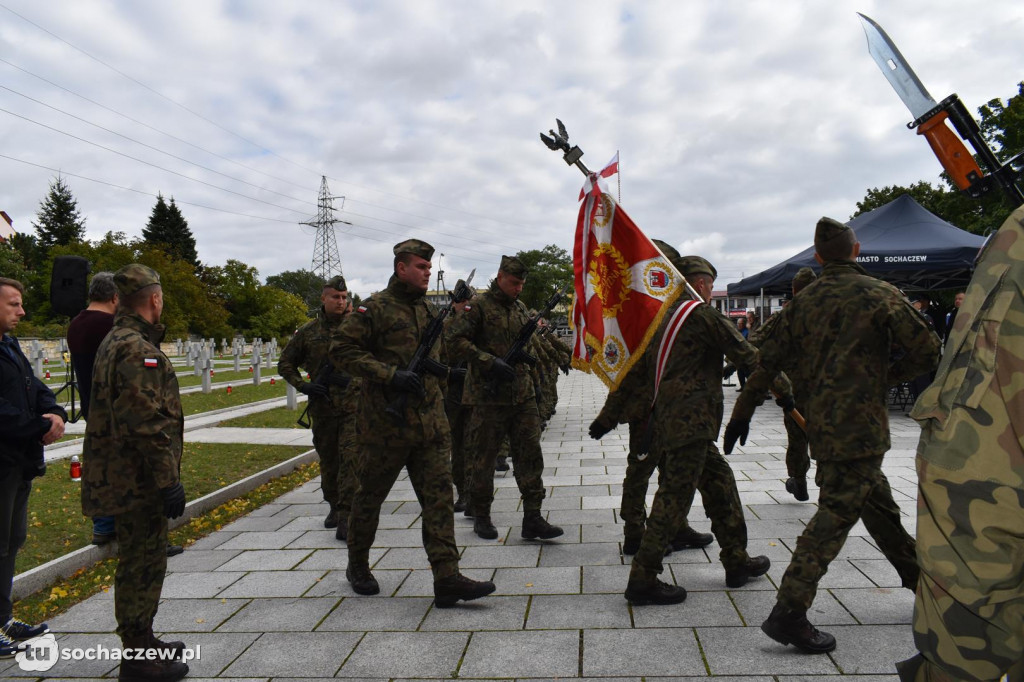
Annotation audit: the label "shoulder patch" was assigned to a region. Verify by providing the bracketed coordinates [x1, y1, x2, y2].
[356, 305, 368, 313]
[462, 304, 472, 311]
[144, 358, 158, 368]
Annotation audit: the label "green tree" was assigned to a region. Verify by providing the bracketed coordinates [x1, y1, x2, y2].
[247, 287, 309, 340]
[265, 268, 324, 310]
[515, 244, 573, 314]
[0, 240, 28, 283]
[33, 176, 86, 250]
[979, 81, 1024, 162]
[204, 259, 265, 333]
[142, 194, 199, 266]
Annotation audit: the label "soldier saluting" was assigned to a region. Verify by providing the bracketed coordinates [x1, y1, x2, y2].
[445, 255, 564, 541]
[330, 239, 495, 608]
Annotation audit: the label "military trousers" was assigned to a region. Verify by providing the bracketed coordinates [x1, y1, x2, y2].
[311, 411, 358, 516]
[776, 456, 918, 612]
[619, 421, 698, 543]
[347, 439, 459, 580]
[463, 401, 546, 516]
[0, 472, 30, 624]
[114, 496, 167, 640]
[445, 400, 468, 497]
[630, 439, 749, 583]
[783, 410, 810, 479]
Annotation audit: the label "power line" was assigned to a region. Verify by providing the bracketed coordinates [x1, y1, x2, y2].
[0, 107, 311, 215]
[0, 84, 318, 210]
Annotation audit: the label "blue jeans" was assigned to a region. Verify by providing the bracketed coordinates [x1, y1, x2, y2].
[93, 515, 115, 536]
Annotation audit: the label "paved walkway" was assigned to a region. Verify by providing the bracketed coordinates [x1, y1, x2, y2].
[8, 371, 923, 680]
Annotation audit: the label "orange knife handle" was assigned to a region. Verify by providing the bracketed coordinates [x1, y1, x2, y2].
[916, 111, 983, 190]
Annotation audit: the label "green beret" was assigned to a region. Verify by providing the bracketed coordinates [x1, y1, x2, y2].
[393, 239, 435, 260]
[114, 264, 160, 297]
[652, 239, 681, 263]
[677, 255, 717, 281]
[324, 275, 347, 291]
[792, 267, 816, 294]
[499, 255, 529, 278]
[814, 217, 850, 248]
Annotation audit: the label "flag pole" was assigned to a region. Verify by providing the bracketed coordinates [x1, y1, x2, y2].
[617, 149, 621, 204]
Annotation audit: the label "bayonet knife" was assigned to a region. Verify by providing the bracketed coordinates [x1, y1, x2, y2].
[857, 13, 982, 191]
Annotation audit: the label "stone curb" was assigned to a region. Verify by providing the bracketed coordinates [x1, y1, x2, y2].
[12, 448, 318, 601]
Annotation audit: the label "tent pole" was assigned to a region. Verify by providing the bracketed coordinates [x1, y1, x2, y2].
[760, 288, 764, 325]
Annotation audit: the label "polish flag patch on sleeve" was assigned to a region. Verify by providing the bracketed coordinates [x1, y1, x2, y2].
[357, 305, 368, 313]
[144, 358, 158, 368]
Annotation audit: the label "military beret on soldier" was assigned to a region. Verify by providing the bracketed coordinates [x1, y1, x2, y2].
[114, 263, 160, 297]
[324, 275, 347, 291]
[792, 266, 817, 294]
[652, 239, 682, 263]
[814, 217, 850, 248]
[677, 255, 718, 281]
[499, 255, 529, 278]
[393, 239, 435, 260]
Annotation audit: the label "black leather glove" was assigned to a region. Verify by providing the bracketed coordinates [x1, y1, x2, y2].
[776, 394, 796, 413]
[488, 358, 517, 382]
[723, 419, 750, 455]
[390, 369, 424, 395]
[449, 367, 467, 381]
[560, 363, 570, 376]
[161, 482, 187, 519]
[588, 419, 613, 440]
[327, 372, 351, 390]
[722, 364, 737, 380]
[297, 381, 329, 398]
[421, 357, 450, 379]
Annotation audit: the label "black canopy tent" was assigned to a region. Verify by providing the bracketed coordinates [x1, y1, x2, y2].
[727, 194, 986, 296]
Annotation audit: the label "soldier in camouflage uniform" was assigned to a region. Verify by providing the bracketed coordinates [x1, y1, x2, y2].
[537, 322, 571, 424]
[895, 205, 1024, 681]
[81, 264, 188, 682]
[591, 254, 773, 605]
[591, 240, 714, 556]
[446, 255, 564, 541]
[443, 281, 472, 512]
[330, 240, 495, 607]
[724, 267, 815, 501]
[757, 218, 941, 654]
[278, 275, 359, 540]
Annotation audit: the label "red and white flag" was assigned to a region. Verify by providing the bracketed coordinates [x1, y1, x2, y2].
[569, 171, 683, 390]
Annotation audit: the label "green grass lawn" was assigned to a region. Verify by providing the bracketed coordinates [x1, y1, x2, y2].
[217, 405, 308, 429]
[179, 379, 289, 415]
[16, 442, 308, 574]
[175, 368, 267, 388]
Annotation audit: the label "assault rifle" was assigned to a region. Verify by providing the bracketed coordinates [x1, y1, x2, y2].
[487, 284, 569, 390]
[385, 271, 475, 426]
[296, 359, 334, 429]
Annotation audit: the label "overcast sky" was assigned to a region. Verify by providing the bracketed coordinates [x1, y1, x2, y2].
[0, 0, 1020, 297]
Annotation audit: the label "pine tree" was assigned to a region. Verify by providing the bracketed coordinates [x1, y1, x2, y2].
[143, 194, 199, 266]
[32, 176, 86, 249]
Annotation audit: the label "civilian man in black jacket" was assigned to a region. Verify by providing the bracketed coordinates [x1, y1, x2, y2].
[0, 277, 66, 657]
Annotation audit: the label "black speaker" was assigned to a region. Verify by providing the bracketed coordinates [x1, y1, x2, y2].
[50, 256, 91, 317]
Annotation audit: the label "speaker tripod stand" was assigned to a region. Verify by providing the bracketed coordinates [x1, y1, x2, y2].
[53, 355, 82, 424]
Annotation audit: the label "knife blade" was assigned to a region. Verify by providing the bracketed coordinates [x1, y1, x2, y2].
[857, 13, 982, 191]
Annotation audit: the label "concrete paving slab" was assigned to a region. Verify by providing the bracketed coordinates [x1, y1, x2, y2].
[304, 569, 411, 598]
[216, 596, 338, 631]
[631, 589, 743, 627]
[214, 549, 312, 572]
[830, 587, 916, 624]
[526, 594, 632, 629]
[221, 631, 360, 677]
[153, 598, 251, 632]
[582, 628, 706, 676]
[161, 571, 246, 598]
[420, 596, 528, 631]
[317, 596, 432, 631]
[459, 630, 579, 678]
[491, 566, 580, 595]
[697, 626, 840, 675]
[338, 632, 469, 678]
[215, 570, 325, 598]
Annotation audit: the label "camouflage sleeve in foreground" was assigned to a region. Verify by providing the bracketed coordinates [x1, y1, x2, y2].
[906, 206, 1024, 678]
[886, 297, 943, 385]
[277, 320, 313, 389]
[594, 351, 652, 428]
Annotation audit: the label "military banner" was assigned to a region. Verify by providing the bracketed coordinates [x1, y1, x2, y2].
[570, 167, 683, 390]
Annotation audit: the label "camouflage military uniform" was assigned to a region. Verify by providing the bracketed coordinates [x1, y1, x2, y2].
[82, 270, 183, 642]
[330, 274, 459, 580]
[278, 307, 359, 521]
[445, 280, 548, 518]
[758, 256, 941, 616]
[443, 357, 469, 499]
[896, 206, 1024, 681]
[539, 331, 570, 422]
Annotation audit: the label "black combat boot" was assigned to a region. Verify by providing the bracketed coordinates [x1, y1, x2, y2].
[494, 456, 509, 472]
[624, 578, 687, 605]
[725, 555, 771, 588]
[473, 516, 499, 540]
[621, 535, 642, 555]
[118, 634, 189, 682]
[433, 573, 497, 608]
[785, 477, 809, 502]
[453, 494, 467, 513]
[761, 603, 836, 653]
[335, 517, 348, 542]
[324, 506, 338, 529]
[671, 526, 714, 550]
[346, 563, 380, 595]
[148, 629, 185, 661]
[521, 511, 563, 540]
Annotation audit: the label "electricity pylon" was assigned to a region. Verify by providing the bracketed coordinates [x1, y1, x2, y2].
[301, 176, 351, 282]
